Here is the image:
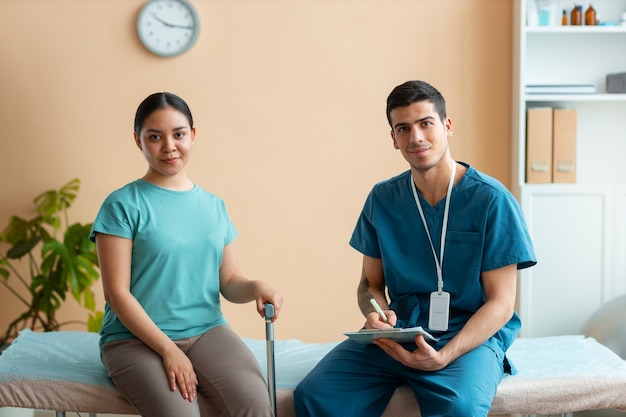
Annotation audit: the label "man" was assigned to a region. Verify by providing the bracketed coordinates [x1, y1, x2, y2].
[294, 80, 536, 417]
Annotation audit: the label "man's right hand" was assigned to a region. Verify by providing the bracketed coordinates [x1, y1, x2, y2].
[364, 309, 397, 329]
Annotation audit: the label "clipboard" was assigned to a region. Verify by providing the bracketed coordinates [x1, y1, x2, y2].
[344, 326, 439, 344]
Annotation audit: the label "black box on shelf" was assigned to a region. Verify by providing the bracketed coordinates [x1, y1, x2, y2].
[606, 72, 626, 94]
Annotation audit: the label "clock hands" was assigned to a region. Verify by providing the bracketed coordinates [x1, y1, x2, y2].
[151, 13, 193, 30]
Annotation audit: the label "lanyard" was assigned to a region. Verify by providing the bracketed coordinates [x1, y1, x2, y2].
[410, 162, 456, 295]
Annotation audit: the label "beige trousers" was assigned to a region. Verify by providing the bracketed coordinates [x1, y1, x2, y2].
[102, 325, 272, 417]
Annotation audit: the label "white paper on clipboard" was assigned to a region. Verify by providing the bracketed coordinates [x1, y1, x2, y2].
[344, 326, 439, 345]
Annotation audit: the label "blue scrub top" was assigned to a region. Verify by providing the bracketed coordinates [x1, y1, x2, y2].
[350, 163, 536, 357]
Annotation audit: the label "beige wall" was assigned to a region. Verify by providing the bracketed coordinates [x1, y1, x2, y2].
[0, 0, 512, 343]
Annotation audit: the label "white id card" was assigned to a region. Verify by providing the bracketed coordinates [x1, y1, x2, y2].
[429, 291, 450, 331]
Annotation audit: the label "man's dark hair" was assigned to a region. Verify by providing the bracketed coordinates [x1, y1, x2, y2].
[386, 80, 447, 127]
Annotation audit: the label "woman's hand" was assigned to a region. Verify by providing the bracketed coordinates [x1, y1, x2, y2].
[161, 345, 198, 402]
[253, 281, 283, 322]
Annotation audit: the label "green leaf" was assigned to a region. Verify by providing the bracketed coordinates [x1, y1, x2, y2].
[0, 178, 102, 346]
[0, 264, 9, 281]
[34, 178, 80, 218]
[0, 216, 26, 243]
[82, 288, 96, 311]
[87, 311, 104, 333]
[31, 272, 64, 315]
[6, 236, 41, 259]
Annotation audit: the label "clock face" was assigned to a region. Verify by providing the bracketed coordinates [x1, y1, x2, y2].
[137, 0, 200, 57]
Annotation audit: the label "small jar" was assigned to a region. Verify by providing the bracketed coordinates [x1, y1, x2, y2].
[571, 4, 582, 25]
[585, 4, 597, 25]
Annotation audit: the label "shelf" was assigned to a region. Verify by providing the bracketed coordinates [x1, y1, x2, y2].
[514, 0, 626, 340]
[525, 26, 626, 34]
[522, 182, 624, 189]
[524, 93, 626, 102]
[515, 0, 626, 187]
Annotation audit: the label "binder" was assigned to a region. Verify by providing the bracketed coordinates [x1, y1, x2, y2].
[552, 108, 577, 183]
[526, 108, 553, 183]
[525, 84, 596, 94]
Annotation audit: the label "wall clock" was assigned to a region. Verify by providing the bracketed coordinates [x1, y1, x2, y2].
[137, 0, 200, 57]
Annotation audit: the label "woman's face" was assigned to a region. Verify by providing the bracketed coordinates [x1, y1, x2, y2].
[134, 107, 196, 180]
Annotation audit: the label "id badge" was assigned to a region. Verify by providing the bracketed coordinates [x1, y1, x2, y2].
[429, 291, 450, 331]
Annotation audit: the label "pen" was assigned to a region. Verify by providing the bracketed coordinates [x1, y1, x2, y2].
[369, 298, 389, 323]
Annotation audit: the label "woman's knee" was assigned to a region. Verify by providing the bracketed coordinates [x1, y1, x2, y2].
[189, 328, 272, 417]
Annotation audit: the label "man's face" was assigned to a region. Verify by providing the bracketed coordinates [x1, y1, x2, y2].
[389, 100, 453, 172]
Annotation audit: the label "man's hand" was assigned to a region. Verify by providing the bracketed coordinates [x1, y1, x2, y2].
[364, 309, 397, 329]
[373, 334, 448, 371]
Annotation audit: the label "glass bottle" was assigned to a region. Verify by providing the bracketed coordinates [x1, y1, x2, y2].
[571, 4, 582, 25]
[562, 9, 568, 25]
[527, 0, 539, 26]
[585, 4, 597, 25]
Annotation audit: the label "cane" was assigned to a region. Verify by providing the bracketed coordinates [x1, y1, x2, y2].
[264, 303, 277, 417]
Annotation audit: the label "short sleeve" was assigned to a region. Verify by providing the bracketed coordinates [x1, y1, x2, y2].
[89, 197, 135, 242]
[349, 191, 381, 259]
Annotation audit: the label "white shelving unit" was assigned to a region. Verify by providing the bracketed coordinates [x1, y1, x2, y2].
[512, 0, 626, 337]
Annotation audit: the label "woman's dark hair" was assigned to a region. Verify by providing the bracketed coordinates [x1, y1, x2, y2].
[134, 92, 194, 135]
[386, 80, 447, 127]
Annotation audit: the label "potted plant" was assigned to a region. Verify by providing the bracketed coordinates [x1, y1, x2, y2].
[0, 178, 102, 349]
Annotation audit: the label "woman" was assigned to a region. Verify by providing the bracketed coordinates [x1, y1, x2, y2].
[90, 92, 282, 417]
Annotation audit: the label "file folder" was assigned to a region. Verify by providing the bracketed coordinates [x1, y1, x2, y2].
[526, 107, 553, 183]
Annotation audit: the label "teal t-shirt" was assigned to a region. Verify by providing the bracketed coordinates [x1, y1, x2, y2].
[90, 180, 237, 348]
